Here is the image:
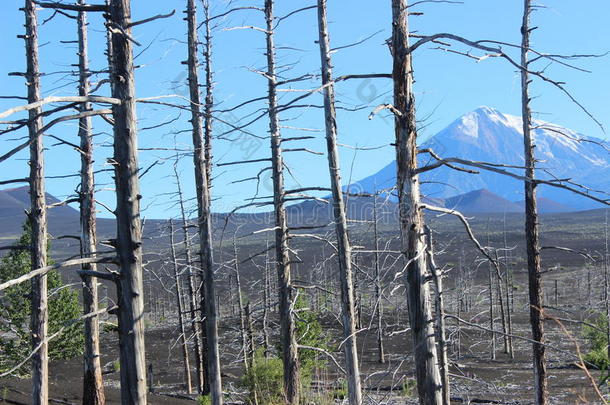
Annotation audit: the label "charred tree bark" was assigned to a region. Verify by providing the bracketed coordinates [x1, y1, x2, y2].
[316, 1, 362, 403]
[24, 1, 49, 403]
[264, 1, 300, 402]
[107, 0, 147, 403]
[186, 0, 222, 402]
[169, 220, 193, 394]
[520, 1, 547, 403]
[391, 1, 443, 403]
[77, 2, 105, 403]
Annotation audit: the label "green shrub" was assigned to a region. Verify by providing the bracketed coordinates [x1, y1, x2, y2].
[583, 313, 609, 369]
[332, 378, 347, 399]
[0, 222, 84, 375]
[245, 295, 330, 403]
[401, 378, 417, 398]
[243, 349, 285, 405]
[102, 321, 119, 334]
[294, 294, 328, 376]
[197, 394, 211, 405]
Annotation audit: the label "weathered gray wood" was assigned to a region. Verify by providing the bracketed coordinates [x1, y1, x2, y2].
[107, 0, 148, 403]
[233, 236, 248, 371]
[24, 1, 49, 403]
[77, 2, 105, 403]
[175, 161, 206, 394]
[316, 1, 362, 403]
[604, 208, 610, 358]
[372, 192, 385, 364]
[425, 226, 450, 405]
[390, 1, 443, 403]
[264, 1, 300, 402]
[186, 0, 222, 402]
[520, 1, 547, 403]
[169, 220, 193, 394]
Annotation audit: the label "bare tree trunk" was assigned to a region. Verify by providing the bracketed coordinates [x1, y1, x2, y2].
[493, 251, 509, 354]
[24, 1, 48, 403]
[262, 241, 271, 358]
[77, 2, 105, 403]
[373, 191, 385, 364]
[425, 227, 450, 405]
[503, 215, 514, 358]
[186, 0, 222, 402]
[487, 245, 496, 360]
[175, 159, 206, 393]
[244, 303, 255, 368]
[170, 220, 193, 394]
[316, 1, 362, 403]
[264, 1, 300, 403]
[520, 1, 547, 403]
[233, 236, 248, 371]
[604, 208, 610, 359]
[107, 0, 147, 403]
[391, 1, 442, 403]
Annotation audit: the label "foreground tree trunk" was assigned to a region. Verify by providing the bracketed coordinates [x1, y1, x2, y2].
[391, 1, 443, 403]
[107, 0, 147, 402]
[24, 1, 49, 403]
[316, 1, 362, 403]
[520, 1, 547, 403]
[186, 0, 222, 402]
[264, 1, 300, 402]
[77, 2, 105, 403]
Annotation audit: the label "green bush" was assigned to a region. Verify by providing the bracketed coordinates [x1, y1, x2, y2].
[294, 294, 327, 376]
[243, 349, 285, 405]
[196, 394, 211, 405]
[401, 378, 417, 398]
[583, 313, 609, 369]
[244, 295, 330, 404]
[0, 222, 84, 375]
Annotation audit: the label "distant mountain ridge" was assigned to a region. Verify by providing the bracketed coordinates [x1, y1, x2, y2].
[0, 186, 77, 219]
[352, 106, 609, 210]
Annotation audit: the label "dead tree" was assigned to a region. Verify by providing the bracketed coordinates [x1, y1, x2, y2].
[265, 0, 300, 402]
[487, 234, 496, 360]
[390, 0, 443, 403]
[185, 0, 223, 402]
[262, 240, 271, 357]
[604, 208, 610, 359]
[233, 235, 249, 371]
[425, 226, 450, 405]
[520, 1, 547, 403]
[316, 1, 362, 403]
[169, 220, 193, 394]
[373, 192, 385, 364]
[24, 1, 49, 403]
[76, 1, 105, 403]
[174, 158, 206, 393]
[107, 0, 148, 402]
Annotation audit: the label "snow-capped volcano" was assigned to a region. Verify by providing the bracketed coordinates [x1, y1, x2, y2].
[353, 106, 609, 210]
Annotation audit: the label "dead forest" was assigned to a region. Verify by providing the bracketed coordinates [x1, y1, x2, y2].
[0, 1, 609, 405]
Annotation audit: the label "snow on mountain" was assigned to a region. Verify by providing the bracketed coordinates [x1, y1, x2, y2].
[353, 106, 609, 210]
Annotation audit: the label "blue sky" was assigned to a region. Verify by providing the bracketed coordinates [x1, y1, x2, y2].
[1, 0, 608, 219]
